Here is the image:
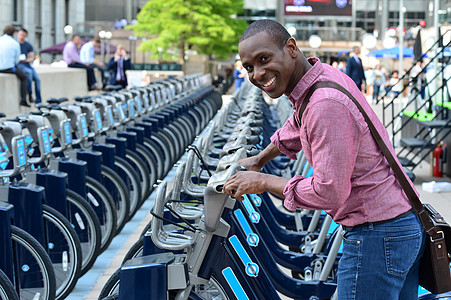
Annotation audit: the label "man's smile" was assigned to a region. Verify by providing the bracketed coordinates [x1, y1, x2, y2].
[263, 76, 276, 88]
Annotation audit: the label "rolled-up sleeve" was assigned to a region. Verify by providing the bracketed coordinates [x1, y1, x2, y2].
[270, 115, 302, 160]
[282, 99, 362, 213]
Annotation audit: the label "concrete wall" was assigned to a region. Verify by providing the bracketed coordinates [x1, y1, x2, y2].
[0, 66, 88, 117]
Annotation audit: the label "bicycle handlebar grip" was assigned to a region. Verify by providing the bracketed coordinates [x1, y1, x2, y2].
[247, 135, 261, 145]
[247, 148, 260, 157]
[251, 127, 262, 135]
[250, 119, 263, 127]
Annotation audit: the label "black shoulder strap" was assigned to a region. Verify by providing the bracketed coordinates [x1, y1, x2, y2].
[298, 81, 435, 236]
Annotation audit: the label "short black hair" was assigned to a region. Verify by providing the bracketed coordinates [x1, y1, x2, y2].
[19, 28, 28, 34]
[239, 19, 291, 49]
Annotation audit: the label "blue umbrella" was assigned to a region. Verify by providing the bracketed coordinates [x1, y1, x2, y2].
[368, 46, 414, 59]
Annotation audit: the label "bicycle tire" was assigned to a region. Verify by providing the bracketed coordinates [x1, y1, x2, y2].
[143, 137, 165, 180]
[100, 294, 118, 300]
[11, 225, 56, 300]
[121, 236, 144, 266]
[135, 143, 157, 198]
[42, 204, 82, 300]
[113, 157, 141, 222]
[149, 134, 172, 175]
[188, 275, 230, 300]
[125, 149, 150, 206]
[66, 189, 102, 276]
[0, 269, 19, 300]
[98, 268, 121, 299]
[100, 164, 130, 233]
[86, 176, 117, 253]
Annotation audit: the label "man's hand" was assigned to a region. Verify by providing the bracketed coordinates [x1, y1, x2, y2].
[222, 171, 289, 201]
[223, 171, 265, 200]
[237, 156, 262, 172]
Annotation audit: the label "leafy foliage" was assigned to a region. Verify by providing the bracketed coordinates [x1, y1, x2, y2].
[128, 0, 247, 64]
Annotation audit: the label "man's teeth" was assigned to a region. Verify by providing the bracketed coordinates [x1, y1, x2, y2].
[263, 76, 276, 87]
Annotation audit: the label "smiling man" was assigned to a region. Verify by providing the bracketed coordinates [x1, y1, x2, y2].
[223, 19, 425, 299]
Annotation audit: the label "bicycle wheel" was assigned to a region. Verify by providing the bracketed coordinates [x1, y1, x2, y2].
[125, 149, 150, 207]
[121, 236, 144, 266]
[100, 165, 130, 233]
[143, 137, 165, 180]
[188, 275, 230, 300]
[66, 189, 102, 276]
[98, 268, 121, 299]
[86, 176, 117, 253]
[135, 143, 157, 197]
[114, 157, 141, 222]
[11, 225, 56, 300]
[42, 204, 82, 299]
[0, 269, 19, 300]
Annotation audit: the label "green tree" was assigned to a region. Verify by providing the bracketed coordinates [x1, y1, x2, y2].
[128, 0, 247, 73]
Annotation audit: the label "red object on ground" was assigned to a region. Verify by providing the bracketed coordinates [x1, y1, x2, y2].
[433, 143, 444, 177]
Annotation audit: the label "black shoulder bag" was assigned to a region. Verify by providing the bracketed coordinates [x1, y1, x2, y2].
[298, 81, 451, 294]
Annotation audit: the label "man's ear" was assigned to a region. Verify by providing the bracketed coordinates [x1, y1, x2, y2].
[285, 38, 298, 58]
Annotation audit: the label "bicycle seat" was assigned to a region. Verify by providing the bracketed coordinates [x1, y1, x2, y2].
[47, 97, 68, 104]
[0, 113, 5, 118]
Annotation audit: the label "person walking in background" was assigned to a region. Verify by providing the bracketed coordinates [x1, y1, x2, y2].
[233, 60, 246, 90]
[389, 70, 403, 98]
[107, 45, 130, 88]
[80, 38, 105, 88]
[63, 34, 97, 91]
[337, 60, 347, 73]
[17, 28, 42, 104]
[372, 64, 385, 103]
[0, 25, 29, 106]
[346, 46, 366, 91]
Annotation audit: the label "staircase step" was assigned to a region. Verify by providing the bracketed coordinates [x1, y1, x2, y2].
[418, 120, 451, 128]
[400, 138, 434, 148]
[398, 157, 415, 167]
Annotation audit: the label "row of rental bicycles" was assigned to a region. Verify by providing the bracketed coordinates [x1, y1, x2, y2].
[98, 80, 451, 300]
[0, 73, 222, 300]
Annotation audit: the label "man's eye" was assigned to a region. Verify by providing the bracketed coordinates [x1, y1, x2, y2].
[261, 56, 269, 62]
[245, 66, 253, 72]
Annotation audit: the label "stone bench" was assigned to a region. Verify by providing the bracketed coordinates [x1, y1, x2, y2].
[0, 65, 88, 117]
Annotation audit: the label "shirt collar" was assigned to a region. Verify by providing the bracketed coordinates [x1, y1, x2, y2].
[288, 57, 324, 112]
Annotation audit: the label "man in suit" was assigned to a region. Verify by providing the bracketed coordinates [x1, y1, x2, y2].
[107, 45, 130, 88]
[346, 46, 366, 91]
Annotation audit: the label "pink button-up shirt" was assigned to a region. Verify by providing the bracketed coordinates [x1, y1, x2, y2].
[271, 57, 413, 226]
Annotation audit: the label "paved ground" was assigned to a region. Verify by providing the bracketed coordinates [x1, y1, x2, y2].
[66, 92, 451, 299]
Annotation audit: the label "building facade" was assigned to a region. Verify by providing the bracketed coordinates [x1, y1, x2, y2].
[0, 0, 85, 57]
[239, 0, 451, 40]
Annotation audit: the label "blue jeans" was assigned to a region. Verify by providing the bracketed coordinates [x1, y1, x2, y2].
[18, 63, 41, 103]
[337, 212, 426, 299]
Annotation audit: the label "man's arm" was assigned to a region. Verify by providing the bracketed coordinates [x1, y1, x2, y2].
[223, 171, 290, 200]
[238, 142, 281, 171]
[25, 51, 34, 63]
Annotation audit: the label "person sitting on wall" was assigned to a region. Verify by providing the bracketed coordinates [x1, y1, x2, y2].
[0, 25, 29, 106]
[63, 34, 97, 91]
[17, 28, 42, 104]
[107, 45, 130, 88]
[80, 37, 105, 88]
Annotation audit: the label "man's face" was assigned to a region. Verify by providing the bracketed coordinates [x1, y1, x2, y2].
[239, 32, 296, 98]
[354, 47, 361, 55]
[17, 30, 27, 43]
[73, 36, 81, 45]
